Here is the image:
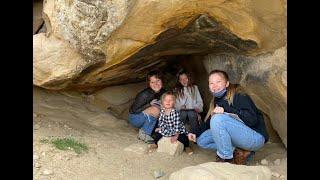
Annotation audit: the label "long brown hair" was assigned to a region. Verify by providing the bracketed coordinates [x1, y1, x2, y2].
[204, 70, 244, 122]
[174, 69, 196, 99]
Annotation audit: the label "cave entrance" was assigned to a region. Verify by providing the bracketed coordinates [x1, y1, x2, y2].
[125, 14, 283, 144]
[120, 14, 257, 86]
[127, 14, 257, 110]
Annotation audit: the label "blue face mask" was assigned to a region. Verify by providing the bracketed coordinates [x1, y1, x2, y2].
[212, 88, 227, 98]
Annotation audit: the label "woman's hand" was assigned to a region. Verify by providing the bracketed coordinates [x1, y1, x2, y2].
[150, 99, 160, 106]
[171, 134, 179, 143]
[213, 105, 224, 114]
[155, 128, 160, 132]
[188, 133, 196, 142]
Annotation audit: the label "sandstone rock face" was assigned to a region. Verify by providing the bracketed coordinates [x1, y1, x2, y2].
[169, 162, 272, 180]
[87, 82, 145, 120]
[34, 0, 286, 90]
[157, 137, 184, 156]
[43, 0, 131, 60]
[33, 33, 88, 89]
[203, 46, 287, 147]
[33, 81, 145, 125]
[33, 0, 44, 34]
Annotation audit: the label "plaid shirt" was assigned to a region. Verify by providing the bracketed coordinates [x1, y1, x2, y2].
[158, 108, 188, 137]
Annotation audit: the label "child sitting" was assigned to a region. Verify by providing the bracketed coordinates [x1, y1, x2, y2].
[148, 91, 196, 155]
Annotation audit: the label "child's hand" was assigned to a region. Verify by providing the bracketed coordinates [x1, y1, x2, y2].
[181, 105, 186, 109]
[213, 105, 224, 114]
[155, 128, 160, 132]
[188, 133, 196, 142]
[171, 134, 179, 143]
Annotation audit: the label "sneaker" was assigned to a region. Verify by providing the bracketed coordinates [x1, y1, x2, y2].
[216, 155, 233, 163]
[148, 143, 158, 153]
[233, 148, 252, 165]
[185, 147, 193, 155]
[144, 134, 154, 144]
[137, 129, 146, 141]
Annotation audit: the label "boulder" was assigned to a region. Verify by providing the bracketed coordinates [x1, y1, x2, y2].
[33, 33, 88, 90]
[157, 137, 184, 156]
[169, 162, 272, 180]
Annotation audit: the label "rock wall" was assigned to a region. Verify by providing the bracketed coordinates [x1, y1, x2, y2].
[33, 0, 44, 34]
[33, 0, 286, 90]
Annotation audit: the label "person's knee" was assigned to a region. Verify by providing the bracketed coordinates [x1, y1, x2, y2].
[210, 114, 228, 129]
[149, 106, 160, 113]
[143, 106, 160, 117]
[128, 113, 143, 127]
[196, 135, 206, 148]
[180, 110, 187, 116]
[188, 111, 198, 121]
[179, 110, 187, 120]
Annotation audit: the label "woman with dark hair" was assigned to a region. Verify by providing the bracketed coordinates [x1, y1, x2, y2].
[129, 70, 166, 143]
[174, 69, 203, 137]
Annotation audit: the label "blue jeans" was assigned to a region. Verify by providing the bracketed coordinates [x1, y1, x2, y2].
[129, 112, 157, 135]
[197, 113, 265, 159]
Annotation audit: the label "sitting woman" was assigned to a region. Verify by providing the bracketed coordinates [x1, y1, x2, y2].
[129, 70, 166, 143]
[197, 70, 269, 165]
[174, 70, 204, 137]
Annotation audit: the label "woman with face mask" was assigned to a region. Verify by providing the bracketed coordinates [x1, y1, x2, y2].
[196, 70, 269, 165]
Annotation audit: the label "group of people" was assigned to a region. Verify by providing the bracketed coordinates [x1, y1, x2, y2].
[128, 69, 269, 165]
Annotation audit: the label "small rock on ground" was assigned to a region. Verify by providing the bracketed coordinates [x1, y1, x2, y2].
[261, 159, 268, 165]
[34, 124, 41, 130]
[271, 172, 281, 178]
[42, 169, 53, 175]
[33, 155, 39, 160]
[154, 170, 165, 178]
[274, 159, 281, 166]
[34, 162, 41, 168]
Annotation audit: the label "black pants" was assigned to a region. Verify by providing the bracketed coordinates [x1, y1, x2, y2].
[180, 110, 201, 137]
[154, 132, 189, 148]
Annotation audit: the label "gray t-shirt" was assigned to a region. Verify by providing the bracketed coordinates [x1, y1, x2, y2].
[175, 85, 203, 112]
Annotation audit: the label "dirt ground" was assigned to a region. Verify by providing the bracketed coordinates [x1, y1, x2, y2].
[33, 86, 287, 180]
